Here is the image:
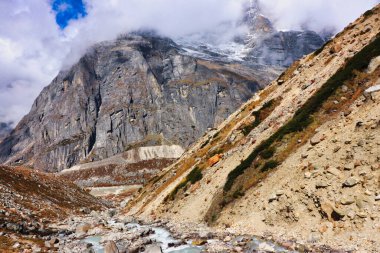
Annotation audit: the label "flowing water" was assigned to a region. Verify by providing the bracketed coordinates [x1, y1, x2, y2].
[82, 236, 104, 253]
[82, 222, 202, 253]
[82, 221, 294, 252]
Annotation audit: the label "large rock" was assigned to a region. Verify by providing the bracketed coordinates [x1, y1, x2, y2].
[343, 177, 359, 187]
[104, 241, 119, 253]
[76, 223, 92, 235]
[145, 245, 163, 253]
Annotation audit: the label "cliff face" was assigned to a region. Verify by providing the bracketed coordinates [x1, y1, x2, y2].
[0, 35, 270, 172]
[244, 30, 325, 66]
[127, 5, 380, 251]
[0, 122, 12, 143]
[176, 2, 325, 68]
[241, 3, 325, 67]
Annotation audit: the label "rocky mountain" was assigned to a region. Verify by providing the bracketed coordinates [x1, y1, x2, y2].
[127, 5, 380, 251]
[1, 3, 379, 253]
[0, 122, 12, 142]
[0, 1, 325, 178]
[176, 1, 325, 67]
[0, 34, 274, 173]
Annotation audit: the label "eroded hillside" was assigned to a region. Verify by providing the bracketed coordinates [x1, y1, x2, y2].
[127, 5, 380, 251]
[0, 165, 104, 252]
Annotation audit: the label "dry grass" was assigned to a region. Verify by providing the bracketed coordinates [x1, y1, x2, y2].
[0, 233, 46, 252]
[0, 166, 103, 221]
[277, 60, 301, 83]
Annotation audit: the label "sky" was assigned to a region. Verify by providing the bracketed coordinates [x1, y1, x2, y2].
[0, 0, 379, 126]
[52, 0, 87, 29]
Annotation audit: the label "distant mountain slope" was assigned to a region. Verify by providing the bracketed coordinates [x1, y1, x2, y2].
[175, 1, 325, 67]
[127, 5, 380, 251]
[0, 122, 12, 142]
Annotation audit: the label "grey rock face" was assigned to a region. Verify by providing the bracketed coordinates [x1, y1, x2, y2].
[241, 1, 325, 67]
[245, 30, 325, 67]
[0, 122, 12, 142]
[174, 1, 325, 68]
[0, 35, 269, 172]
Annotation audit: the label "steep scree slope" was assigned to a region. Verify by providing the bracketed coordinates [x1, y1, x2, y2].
[127, 5, 380, 251]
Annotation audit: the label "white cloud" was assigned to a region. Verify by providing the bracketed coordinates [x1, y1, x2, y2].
[61, 0, 246, 67]
[258, 0, 379, 33]
[0, 0, 246, 125]
[0, 0, 67, 124]
[0, 0, 379, 126]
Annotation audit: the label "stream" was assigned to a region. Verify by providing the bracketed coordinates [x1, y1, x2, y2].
[80, 220, 295, 253]
[82, 222, 203, 253]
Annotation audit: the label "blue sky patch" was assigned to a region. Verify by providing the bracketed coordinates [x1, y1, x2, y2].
[52, 0, 87, 29]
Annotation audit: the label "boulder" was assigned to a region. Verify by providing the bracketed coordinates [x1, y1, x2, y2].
[208, 154, 223, 167]
[268, 194, 278, 202]
[258, 242, 275, 252]
[105, 241, 119, 253]
[316, 181, 329, 189]
[320, 202, 345, 222]
[310, 136, 322, 146]
[342, 177, 359, 187]
[340, 196, 355, 205]
[224, 236, 232, 242]
[145, 245, 163, 253]
[344, 163, 355, 171]
[76, 223, 92, 235]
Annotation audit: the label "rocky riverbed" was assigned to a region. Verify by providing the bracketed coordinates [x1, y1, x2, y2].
[53, 209, 299, 253]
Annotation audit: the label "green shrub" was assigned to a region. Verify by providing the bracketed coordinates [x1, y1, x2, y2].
[169, 181, 187, 201]
[200, 139, 209, 149]
[168, 167, 203, 200]
[242, 99, 276, 136]
[232, 189, 244, 199]
[260, 147, 276, 159]
[363, 9, 374, 17]
[187, 167, 203, 184]
[261, 100, 274, 110]
[261, 160, 279, 172]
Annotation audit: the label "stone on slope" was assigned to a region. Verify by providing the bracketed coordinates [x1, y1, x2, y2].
[105, 241, 119, 253]
[343, 177, 359, 187]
